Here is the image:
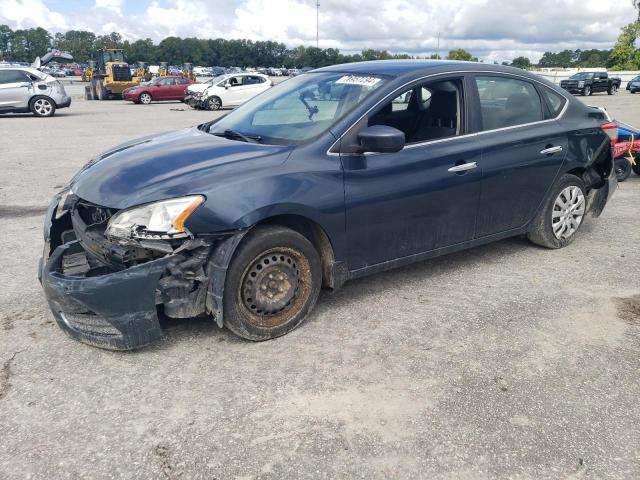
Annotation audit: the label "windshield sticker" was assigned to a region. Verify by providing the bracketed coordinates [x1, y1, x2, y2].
[336, 75, 381, 87]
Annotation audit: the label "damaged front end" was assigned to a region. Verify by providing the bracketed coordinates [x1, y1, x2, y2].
[38, 192, 242, 350]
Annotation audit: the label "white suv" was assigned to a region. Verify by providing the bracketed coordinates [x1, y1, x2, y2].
[0, 66, 71, 117]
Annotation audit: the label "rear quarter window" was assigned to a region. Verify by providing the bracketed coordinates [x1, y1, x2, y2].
[541, 87, 566, 119]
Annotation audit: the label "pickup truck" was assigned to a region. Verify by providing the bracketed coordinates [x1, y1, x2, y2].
[560, 71, 622, 96]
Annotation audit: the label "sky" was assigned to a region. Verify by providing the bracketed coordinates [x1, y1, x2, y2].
[0, 0, 637, 63]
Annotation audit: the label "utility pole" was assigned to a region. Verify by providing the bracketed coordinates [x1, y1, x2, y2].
[316, 1, 320, 49]
[436, 32, 440, 60]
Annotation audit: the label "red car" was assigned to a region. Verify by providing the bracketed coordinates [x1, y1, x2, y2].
[123, 76, 195, 104]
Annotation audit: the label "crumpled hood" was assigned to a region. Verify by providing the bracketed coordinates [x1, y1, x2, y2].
[71, 127, 291, 209]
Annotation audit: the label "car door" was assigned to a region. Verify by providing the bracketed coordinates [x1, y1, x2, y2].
[342, 76, 482, 270]
[470, 75, 568, 237]
[223, 76, 246, 105]
[0, 70, 32, 109]
[241, 75, 269, 102]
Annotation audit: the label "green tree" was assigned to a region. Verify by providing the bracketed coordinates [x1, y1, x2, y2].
[10, 27, 51, 62]
[608, 21, 640, 70]
[0, 25, 12, 60]
[53, 30, 96, 62]
[511, 56, 531, 70]
[446, 48, 474, 61]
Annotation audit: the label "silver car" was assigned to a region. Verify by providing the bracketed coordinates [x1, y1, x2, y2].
[0, 66, 71, 117]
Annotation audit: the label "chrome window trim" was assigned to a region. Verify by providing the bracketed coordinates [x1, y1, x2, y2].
[327, 69, 570, 157]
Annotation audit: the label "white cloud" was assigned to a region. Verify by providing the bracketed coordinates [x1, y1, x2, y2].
[0, 0, 637, 63]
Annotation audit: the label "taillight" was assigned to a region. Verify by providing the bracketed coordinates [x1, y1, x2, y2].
[601, 122, 618, 145]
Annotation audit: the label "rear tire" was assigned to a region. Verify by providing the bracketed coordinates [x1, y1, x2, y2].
[30, 96, 56, 117]
[222, 225, 322, 341]
[615, 158, 632, 182]
[527, 174, 586, 249]
[632, 157, 640, 176]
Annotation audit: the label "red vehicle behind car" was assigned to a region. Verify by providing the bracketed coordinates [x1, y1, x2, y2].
[123, 76, 195, 104]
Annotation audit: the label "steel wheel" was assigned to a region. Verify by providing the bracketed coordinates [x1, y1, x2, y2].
[139, 93, 152, 104]
[223, 225, 322, 341]
[552, 186, 585, 240]
[33, 98, 54, 116]
[238, 248, 309, 328]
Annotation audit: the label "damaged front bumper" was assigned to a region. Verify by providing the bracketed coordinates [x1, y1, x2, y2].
[38, 194, 243, 350]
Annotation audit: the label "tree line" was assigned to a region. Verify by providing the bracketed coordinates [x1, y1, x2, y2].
[0, 22, 638, 70]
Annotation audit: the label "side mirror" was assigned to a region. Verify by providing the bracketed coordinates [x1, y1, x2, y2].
[357, 125, 405, 153]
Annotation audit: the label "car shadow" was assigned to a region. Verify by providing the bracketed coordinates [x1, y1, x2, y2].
[153, 235, 532, 348]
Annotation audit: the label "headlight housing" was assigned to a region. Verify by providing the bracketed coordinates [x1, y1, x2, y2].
[105, 195, 204, 241]
[56, 187, 75, 219]
[578, 81, 585, 87]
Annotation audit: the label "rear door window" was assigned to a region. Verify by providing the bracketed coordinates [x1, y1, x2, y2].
[475, 76, 543, 130]
[0, 70, 29, 84]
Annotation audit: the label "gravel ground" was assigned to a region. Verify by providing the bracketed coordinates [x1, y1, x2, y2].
[0, 87, 639, 480]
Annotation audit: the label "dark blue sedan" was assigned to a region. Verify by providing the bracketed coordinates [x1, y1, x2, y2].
[39, 60, 618, 350]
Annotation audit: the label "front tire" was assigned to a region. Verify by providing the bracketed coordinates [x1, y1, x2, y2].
[139, 92, 152, 104]
[527, 174, 587, 249]
[615, 158, 632, 182]
[608, 85, 618, 95]
[222, 225, 322, 341]
[206, 96, 222, 110]
[582, 86, 592, 96]
[30, 96, 56, 117]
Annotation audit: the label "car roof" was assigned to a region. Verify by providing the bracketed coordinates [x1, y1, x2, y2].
[0, 65, 45, 76]
[315, 59, 537, 78]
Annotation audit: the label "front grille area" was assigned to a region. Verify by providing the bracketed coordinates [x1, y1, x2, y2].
[60, 311, 121, 337]
[112, 65, 132, 82]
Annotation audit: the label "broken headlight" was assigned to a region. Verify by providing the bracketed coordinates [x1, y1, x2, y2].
[56, 188, 75, 219]
[105, 196, 204, 240]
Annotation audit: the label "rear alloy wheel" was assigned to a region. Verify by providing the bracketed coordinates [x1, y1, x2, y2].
[582, 86, 592, 96]
[30, 96, 56, 117]
[139, 92, 152, 104]
[608, 85, 618, 95]
[615, 158, 632, 182]
[207, 96, 221, 110]
[222, 225, 321, 341]
[527, 174, 586, 249]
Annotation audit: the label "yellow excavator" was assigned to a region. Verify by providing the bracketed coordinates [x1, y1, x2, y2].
[182, 63, 196, 81]
[84, 48, 147, 100]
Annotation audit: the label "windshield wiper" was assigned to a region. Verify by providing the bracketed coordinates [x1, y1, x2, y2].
[211, 129, 263, 144]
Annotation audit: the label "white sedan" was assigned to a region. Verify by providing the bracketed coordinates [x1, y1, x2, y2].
[186, 73, 272, 110]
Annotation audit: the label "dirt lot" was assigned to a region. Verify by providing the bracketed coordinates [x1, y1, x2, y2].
[0, 87, 639, 479]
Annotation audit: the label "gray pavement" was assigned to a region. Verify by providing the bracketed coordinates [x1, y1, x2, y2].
[0, 88, 639, 479]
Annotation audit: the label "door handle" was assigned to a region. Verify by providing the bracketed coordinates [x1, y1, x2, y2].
[448, 162, 477, 173]
[540, 146, 563, 155]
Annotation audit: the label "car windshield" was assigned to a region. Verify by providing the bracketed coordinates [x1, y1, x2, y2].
[206, 72, 389, 145]
[206, 75, 226, 85]
[570, 72, 594, 80]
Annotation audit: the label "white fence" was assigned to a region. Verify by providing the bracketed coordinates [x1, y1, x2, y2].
[533, 69, 640, 88]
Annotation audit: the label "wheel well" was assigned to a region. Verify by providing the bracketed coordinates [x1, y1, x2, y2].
[257, 215, 336, 289]
[29, 95, 54, 109]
